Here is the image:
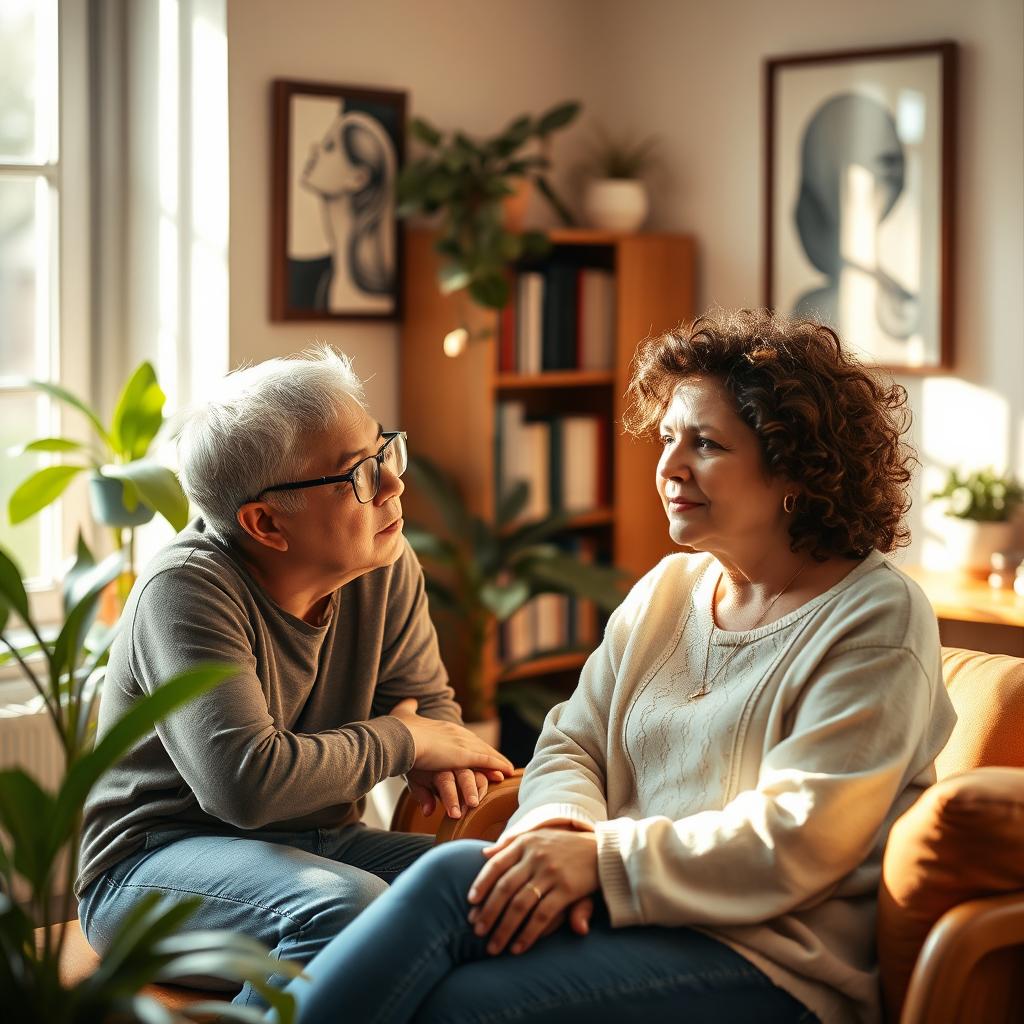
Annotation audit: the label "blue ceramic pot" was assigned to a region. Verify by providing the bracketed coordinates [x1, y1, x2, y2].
[89, 474, 156, 527]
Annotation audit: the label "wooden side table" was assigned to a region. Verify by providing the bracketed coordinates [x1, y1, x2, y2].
[900, 565, 1024, 656]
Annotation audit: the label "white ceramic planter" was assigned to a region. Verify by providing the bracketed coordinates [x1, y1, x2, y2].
[582, 178, 649, 232]
[941, 518, 1016, 578]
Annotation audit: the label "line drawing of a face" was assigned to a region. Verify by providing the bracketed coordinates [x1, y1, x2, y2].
[300, 108, 397, 299]
[792, 92, 919, 341]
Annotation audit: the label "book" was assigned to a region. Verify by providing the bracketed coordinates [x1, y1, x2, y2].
[562, 416, 600, 512]
[541, 262, 578, 371]
[578, 269, 615, 371]
[517, 272, 545, 374]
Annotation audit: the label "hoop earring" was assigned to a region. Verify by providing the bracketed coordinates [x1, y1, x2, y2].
[783, 493, 796, 514]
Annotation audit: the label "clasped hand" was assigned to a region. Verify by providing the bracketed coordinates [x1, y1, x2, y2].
[390, 698, 514, 819]
[466, 827, 599, 956]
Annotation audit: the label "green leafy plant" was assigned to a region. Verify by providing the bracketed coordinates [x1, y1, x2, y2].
[403, 456, 625, 723]
[577, 127, 661, 180]
[8, 362, 190, 593]
[395, 101, 581, 313]
[930, 468, 1024, 522]
[0, 544, 300, 1022]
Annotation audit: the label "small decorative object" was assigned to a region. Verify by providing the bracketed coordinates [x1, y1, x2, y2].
[0, 544, 300, 1021]
[931, 468, 1023, 578]
[578, 129, 660, 232]
[403, 456, 624, 724]
[988, 551, 1022, 591]
[395, 101, 581, 316]
[271, 79, 406, 321]
[765, 42, 957, 371]
[8, 362, 190, 603]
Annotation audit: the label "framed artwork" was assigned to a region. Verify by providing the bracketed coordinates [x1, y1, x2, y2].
[271, 79, 406, 321]
[765, 42, 957, 371]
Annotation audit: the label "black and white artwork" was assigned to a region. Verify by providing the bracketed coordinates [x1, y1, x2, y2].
[766, 44, 956, 371]
[271, 80, 405, 321]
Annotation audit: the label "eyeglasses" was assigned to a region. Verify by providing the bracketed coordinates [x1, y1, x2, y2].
[255, 431, 407, 505]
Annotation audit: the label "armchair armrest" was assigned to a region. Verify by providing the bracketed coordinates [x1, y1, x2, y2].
[389, 773, 523, 842]
[901, 891, 1024, 1024]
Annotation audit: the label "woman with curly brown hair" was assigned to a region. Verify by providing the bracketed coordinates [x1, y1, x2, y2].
[276, 309, 955, 1024]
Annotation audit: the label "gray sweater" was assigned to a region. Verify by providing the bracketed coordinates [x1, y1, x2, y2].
[77, 521, 458, 897]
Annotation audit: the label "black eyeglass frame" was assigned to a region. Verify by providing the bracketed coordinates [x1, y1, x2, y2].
[251, 431, 407, 505]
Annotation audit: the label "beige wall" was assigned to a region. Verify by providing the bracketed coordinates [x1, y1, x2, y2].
[227, 0, 604, 425]
[228, 0, 1024, 563]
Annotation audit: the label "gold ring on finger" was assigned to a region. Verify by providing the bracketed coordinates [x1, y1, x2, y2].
[527, 883, 544, 901]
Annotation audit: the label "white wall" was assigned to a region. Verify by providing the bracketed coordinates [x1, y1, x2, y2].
[228, 0, 1023, 564]
[594, 0, 1024, 564]
[227, 0, 604, 425]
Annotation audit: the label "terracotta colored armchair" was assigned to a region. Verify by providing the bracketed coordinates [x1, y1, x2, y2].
[405, 647, 1024, 1024]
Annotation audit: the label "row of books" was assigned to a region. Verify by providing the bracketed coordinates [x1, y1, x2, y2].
[498, 266, 616, 374]
[496, 401, 609, 519]
[498, 592, 601, 664]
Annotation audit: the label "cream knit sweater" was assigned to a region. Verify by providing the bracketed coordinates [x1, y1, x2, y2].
[504, 550, 956, 1023]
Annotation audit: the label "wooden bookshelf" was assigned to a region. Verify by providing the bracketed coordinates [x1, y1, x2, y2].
[399, 228, 696, 700]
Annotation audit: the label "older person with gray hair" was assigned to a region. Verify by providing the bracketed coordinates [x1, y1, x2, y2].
[75, 346, 512, 1008]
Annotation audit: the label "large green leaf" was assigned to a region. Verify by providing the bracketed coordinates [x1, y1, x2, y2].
[62, 531, 96, 615]
[479, 579, 530, 621]
[403, 524, 459, 565]
[468, 272, 510, 310]
[110, 362, 165, 460]
[27, 378, 113, 448]
[0, 769, 57, 891]
[437, 262, 471, 294]
[103, 461, 189, 531]
[406, 457, 473, 539]
[10, 437, 89, 456]
[495, 481, 531, 529]
[7, 465, 86, 524]
[50, 664, 234, 861]
[519, 554, 626, 612]
[536, 100, 581, 135]
[0, 547, 31, 625]
[409, 116, 442, 148]
[52, 550, 123, 684]
[500, 511, 573, 559]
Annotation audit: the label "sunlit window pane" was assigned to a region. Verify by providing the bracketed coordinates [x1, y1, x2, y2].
[0, 177, 41, 379]
[0, 0, 52, 160]
[0, 393, 46, 579]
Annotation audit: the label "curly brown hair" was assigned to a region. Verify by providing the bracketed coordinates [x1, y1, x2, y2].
[624, 308, 915, 559]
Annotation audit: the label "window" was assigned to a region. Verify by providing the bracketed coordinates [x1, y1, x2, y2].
[0, 0, 88, 619]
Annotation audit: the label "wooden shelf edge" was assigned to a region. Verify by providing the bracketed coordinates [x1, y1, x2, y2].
[499, 650, 590, 683]
[495, 370, 614, 390]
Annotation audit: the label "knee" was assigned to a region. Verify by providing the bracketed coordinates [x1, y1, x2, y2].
[391, 840, 487, 902]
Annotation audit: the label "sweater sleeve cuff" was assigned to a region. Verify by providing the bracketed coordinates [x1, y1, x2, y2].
[501, 802, 597, 840]
[363, 715, 417, 778]
[595, 818, 642, 927]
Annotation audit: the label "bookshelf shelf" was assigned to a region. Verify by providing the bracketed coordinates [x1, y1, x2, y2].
[499, 650, 590, 684]
[400, 228, 696, 708]
[495, 370, 615, 391]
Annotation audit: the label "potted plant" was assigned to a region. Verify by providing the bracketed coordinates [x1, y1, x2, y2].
[403, 456, 625, 733]
[8, 362, 190, 604]
[395, 101, 581, 319]
[0, 543, 300, 1022]
[930, 467, 1024, 577]
[577, 128, 661, 233]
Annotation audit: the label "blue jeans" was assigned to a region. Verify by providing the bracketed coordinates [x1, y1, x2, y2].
[283, 841, 819, 1024]
[77, 822, 434, 1007]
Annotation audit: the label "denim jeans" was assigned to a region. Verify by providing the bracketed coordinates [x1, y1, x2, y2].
[282, 841, 820, 1024]
[77, 822, 434, 1007]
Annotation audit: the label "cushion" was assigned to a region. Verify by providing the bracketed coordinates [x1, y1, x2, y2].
[877, 766, 1024, 1022]
[937, 648, 1024, 778]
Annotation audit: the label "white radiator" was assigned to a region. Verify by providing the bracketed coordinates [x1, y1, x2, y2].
[0, 696, 69, 903]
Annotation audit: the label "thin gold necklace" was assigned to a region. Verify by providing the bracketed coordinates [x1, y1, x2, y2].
[687, 559, 810, 702]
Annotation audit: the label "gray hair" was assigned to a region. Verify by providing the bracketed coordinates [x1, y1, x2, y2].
[177, 344, 366, 540]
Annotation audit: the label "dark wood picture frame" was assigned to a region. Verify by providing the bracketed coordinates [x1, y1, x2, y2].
[270, 79, 406, 322]
[764, 42, 957, 372]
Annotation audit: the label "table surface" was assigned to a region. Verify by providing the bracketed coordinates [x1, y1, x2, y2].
[901, 565, 1024, 628]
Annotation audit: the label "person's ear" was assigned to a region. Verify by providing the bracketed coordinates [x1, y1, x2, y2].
[236, 501, 289, 552]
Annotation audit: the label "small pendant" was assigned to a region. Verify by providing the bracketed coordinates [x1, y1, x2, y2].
[686, 687, 708, 702]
